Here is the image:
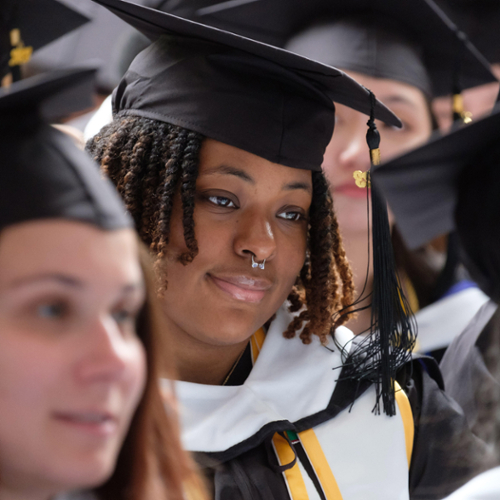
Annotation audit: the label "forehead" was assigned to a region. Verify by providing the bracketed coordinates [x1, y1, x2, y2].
[0, 220, 140, 286]
[198, 138, 313, 185]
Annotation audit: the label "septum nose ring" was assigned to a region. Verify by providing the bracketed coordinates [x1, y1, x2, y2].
[251, 254, 266, 270]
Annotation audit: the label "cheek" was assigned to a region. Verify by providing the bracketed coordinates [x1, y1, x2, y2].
[0, 331, 58, 414]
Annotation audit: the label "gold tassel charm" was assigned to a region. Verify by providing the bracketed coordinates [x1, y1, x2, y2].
[453, 93, 473, 124]
[353, 170, 371, 188]
[9, 29, 33, 67]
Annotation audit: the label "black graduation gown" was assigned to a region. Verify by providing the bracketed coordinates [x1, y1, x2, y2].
[440, 299, 500, 445]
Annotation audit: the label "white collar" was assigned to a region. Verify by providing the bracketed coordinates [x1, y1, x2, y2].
[415, 286, 489, 353]
[165, 304, 354, 453]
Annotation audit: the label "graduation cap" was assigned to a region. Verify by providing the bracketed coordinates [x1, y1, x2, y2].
[436, 0, 500, 65]
[0, 68, 131, 232]
[372, 106, 500, 250]
[0, 0, 90, 82]
[178, 0, 497, 123]
[92, 0, 401, 172]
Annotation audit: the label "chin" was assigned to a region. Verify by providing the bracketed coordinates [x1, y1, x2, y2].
[48, 449, 120, 493]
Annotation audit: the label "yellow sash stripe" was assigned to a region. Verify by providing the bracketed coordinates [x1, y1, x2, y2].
[273, 433, 310, 500]
[394, 381, 414, 467]
[298, 429, 344, 500]
[250, 327, 266, 365]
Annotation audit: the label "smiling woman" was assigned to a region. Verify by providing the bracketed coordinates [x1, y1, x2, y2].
[0, 70, 206, 500]
[86, 1, 490, 499]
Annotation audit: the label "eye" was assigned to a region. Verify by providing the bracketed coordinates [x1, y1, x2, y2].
[36, 302, 68, 319]
[207, 195, 237, 208]
[112, 309, 136, 324]
[277, 210, 305, 222]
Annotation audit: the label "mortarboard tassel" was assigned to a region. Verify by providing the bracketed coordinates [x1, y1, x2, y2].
[345, 91, 416, 417]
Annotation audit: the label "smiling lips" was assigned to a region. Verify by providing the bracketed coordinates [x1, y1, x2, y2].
[335, 183, 371, 199]
[54, 411, 118, 437]
[209, 274, 272, 303]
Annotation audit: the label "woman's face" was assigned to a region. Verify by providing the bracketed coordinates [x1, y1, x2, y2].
[324, 71, 433, 235]
[0, 221, 146, 497]
[161, 139, 312, 347]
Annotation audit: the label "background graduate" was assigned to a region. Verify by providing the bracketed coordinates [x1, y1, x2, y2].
[0, 69, 205, 500]
[86, 1, 491, 498]
[373, 103, 500, 476]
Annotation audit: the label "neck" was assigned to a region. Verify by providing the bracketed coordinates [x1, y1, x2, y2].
[341, 229, 374, 335]
[160, 317, 249, 385]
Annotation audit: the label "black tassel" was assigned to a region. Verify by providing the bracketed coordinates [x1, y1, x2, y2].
[340, 91, 416, 417]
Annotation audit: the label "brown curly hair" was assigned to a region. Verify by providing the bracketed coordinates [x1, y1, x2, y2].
[87, 114, 355, 345]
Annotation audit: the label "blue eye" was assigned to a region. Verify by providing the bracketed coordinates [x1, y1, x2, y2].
[112, 310, 134, 324]
[207, 195, 236, 208]
[37, 303, 67, 319]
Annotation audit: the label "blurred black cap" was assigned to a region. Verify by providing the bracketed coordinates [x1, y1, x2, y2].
[175, 0, 497, 97]
[0, 68, 131, 231]
[1, 0, 90, 79]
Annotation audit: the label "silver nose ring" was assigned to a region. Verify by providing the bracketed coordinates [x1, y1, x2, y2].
[251, 254, 266, 270]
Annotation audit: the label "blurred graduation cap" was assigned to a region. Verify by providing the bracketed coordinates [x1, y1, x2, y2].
[0, 0, 90, 82]
[92, 0, 400, 172]
[174, 0, 497, 122]
[0, 68, 131, 231]
[372, 105, 500, 250]
[436, 0, 500, 65]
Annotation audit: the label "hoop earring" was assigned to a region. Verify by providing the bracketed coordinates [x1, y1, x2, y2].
[251, 254, 266, 270]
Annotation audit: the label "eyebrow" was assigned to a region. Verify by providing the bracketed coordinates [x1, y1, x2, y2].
[202, 165, 255, 183]
[202, 165, 312, 193]
[380, 95, 419, 109]
[9, 273, 144, 294]
[10, 273, 84, 289]
[283, 181, 313, 194]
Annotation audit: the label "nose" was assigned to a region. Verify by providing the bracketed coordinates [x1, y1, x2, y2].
[337, 134, 370, 172]
[233, 209, 277, 265]
[75, 317, 133, 384]
[322, 124, 370, 178]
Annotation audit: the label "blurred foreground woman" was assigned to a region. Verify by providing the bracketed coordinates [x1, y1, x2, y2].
[0, 69, 205, 500]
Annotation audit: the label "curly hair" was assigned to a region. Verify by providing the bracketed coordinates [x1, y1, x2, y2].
[87, 114, 355, 345]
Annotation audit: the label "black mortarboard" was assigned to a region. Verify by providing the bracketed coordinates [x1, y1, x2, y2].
[0, 0, 90, 81]
[0, 68, 131, 232]
[92, 0, 401, 172]
[372, 106, 500, 250]
[436, 0, 500, 65]
[178, 0, 496, 99]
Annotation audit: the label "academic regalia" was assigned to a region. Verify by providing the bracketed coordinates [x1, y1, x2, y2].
[167, 305, 491, 500]
[442, 467, 500, 500]
[373, 104, 500, 461]
[92, 1, 490, 498]
[440, 300, 499, 438]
